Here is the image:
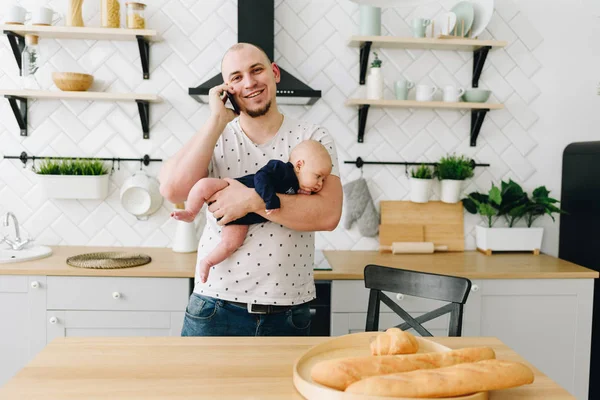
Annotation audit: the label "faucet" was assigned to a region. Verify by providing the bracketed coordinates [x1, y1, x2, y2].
[3, 212, 31, 250]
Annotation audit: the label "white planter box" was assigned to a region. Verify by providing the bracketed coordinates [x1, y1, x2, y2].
[476, 225, 544, 253]
[38, 174, 109, 200]
[409, 178, 432, 203]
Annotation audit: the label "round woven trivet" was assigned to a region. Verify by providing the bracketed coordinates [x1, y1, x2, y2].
[66, 252, 152, 269]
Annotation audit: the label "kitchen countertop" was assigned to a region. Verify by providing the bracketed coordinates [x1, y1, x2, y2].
[0, 336, 574, 399]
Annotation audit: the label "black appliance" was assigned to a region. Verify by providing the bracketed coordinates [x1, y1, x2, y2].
[189, 0, 321, 105]
[559, 141, 600, 399]
[309, 281, 331, 336]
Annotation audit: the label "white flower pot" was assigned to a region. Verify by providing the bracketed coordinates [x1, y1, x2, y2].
[409, 177, 432, 203]
[476, 225, 544, 253]
[440, 179, 463, 203]
[38, 174, 109, 200]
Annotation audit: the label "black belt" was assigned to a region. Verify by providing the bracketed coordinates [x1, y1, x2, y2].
[227, 300, 293, 314]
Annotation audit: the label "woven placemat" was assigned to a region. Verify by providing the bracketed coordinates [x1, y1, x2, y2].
[66, 252, 152, 269]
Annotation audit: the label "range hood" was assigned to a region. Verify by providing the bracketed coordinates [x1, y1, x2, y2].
[188, 0, 321, 106]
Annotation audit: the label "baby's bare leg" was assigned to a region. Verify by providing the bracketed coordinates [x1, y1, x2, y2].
[198, 224, 248, 283]
[171, 178, 229, 222]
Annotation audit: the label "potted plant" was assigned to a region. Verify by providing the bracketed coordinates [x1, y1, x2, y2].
[434, 154, 474, 203]
[36, 158, 109, 200]
[463, 180, 565, 254]
[409, 164, 433, 203]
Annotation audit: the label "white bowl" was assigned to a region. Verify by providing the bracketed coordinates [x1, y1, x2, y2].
[120, 173, 163, 220]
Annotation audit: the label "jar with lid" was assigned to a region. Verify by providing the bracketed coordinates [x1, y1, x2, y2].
[126, 2, 146, 29]
[101, 0, 121, 28]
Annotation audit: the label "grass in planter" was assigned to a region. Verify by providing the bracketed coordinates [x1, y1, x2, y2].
[411, 164, 433, 179]
[435, 154, 474, 180]
[37, 159, 108, 176]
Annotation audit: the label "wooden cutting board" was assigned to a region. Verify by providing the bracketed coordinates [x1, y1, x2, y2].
[380, 201, 464, 251]
[378, 224, 424, 246]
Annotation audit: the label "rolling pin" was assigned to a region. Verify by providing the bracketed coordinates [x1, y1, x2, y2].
[379, 242, 448, 254]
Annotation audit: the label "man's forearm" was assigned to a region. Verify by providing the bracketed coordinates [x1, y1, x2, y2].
[159, 115, 228, 203]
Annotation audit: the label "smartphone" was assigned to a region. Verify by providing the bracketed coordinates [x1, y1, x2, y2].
[226, 92, 240, 115]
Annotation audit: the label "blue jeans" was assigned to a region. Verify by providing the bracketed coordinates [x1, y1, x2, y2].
[181, 293, 312, 336]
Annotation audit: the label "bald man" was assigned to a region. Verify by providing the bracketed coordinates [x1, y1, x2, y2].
[159, 43, 342, 337]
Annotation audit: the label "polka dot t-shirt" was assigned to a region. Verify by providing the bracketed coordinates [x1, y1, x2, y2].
[193, 115, 339, 306]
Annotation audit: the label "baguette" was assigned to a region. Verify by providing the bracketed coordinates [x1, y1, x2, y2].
[345, 359, 534, 397]
[311, 346, 495, 391]
[371, 328, 419, 356]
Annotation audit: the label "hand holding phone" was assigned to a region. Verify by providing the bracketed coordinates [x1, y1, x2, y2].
[226, 92, 240, 115]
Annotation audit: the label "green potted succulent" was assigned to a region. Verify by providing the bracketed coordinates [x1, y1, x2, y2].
[463, 180, 565, 254]
[409, 164, 433, 203]
[434, 154, 474, 203]
[36, 158, 109, 200]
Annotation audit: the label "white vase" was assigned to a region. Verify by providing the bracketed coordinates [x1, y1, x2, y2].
[476, 225, 544, 252]
[172, 220, 198, 253]
[367, 67, 383, 100]
[409, 178, 432, 203]
[38, 174, 109, 199]
[440, 179, 463, 203]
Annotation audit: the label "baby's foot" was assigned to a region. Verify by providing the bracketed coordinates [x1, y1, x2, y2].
[171, 209, 196, 222]
[198, 260, 211, 283]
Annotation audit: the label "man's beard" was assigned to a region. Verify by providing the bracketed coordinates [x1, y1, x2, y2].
[246, 100, 272, 118]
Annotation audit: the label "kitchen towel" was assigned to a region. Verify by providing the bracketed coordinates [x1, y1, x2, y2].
[343, 178, 379, 237]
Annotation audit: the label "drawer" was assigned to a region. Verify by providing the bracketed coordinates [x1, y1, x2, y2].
[47, 276, 189, 311]
[332, 280, 448, 313]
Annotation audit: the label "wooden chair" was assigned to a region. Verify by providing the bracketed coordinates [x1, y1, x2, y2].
[364, 264, 472, 336]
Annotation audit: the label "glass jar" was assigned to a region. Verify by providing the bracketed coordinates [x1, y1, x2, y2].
[101, 0, 121, 28]
[126, 2, 146, 29]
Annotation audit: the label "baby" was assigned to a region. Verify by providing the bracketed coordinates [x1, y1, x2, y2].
[171, 139, 333, 283]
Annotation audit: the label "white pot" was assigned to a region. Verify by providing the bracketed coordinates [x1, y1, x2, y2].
[409, 177, 432, 203]
[366, 68, 383, 100]
[38, 174, 109, 199]
[440, 179, 463, 203]
[476, 225, 544, 252]
[120, 173, 163, 220]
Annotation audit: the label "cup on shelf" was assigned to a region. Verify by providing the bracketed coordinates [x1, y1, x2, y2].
[411, 18, 431, 38]
[415, 84, 437, 102]
[31, 7, 61, 26]
[442, 85, 465, 102]
[2, 5, 30, 25]
[395, 78, 414, 100]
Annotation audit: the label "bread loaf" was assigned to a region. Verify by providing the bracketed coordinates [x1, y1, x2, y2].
[371, 328, 419, 356]
[345, 359, 534, 397]
[311, 346, 495, 391]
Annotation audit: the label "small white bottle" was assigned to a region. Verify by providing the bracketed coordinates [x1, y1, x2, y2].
[366, 52, 383, 100]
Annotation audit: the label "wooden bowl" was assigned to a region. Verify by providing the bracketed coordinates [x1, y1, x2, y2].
[52, 72, 94, 92]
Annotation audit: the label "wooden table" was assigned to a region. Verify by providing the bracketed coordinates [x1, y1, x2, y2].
[0, 336, 575, 399]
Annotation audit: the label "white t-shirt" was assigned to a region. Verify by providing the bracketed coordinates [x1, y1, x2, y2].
[193, 115, 340, 306]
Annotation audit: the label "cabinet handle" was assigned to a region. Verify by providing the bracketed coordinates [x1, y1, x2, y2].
[471, 284, 479, 292]
[112, 292, 121, 299]
[49, 317, 58, 324]
[31, 281, 40, 289]
[396, 293, 404, 301]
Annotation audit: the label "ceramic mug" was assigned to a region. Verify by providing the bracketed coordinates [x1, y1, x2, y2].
[2, 5, 30, 25]
[416, 84, 437, 101]
[120, 173, 164, 220]
[31, 7, 61, 26]
[443, 85, 465, 102]
[395, 78, 414, 100]
[411, 18, 431, 38]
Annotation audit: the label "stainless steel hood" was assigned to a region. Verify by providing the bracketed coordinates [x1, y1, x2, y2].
[188, 0, 321, 106]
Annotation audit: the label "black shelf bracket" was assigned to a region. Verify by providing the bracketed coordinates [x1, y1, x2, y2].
[470, 109, 489, 146]
[5, 95, 28, 136]
[472, 46, 491, 88]
[357, 104, 370, 143]
[136, 35, 150, 80]
[136, 100, 150, 139]
[4, 31, 25, 76]
[359, 41, 372, 85]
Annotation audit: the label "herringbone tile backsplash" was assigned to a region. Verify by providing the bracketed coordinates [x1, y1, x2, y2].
[0, 0, 545, 262]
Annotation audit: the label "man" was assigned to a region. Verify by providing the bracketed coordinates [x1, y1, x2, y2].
[159, 43, 342, 336]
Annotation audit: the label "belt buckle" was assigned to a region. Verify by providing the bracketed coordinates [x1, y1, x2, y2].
[247, 303, 268, 314]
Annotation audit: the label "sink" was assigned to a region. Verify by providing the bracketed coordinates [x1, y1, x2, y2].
[0, 245, 53, 264]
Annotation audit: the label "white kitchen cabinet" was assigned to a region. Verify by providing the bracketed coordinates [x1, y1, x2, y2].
[331, 279, 594, 400]
[0, 275, 46, 387]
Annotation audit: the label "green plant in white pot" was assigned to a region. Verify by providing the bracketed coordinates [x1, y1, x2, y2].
[409, 164, 433, 203]
[36, 158, 109, 200]
[463, 180, 565, 254]
[434, 154, 474, 204]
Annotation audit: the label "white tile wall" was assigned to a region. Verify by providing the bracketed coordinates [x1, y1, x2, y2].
[0, 0, 585, 258]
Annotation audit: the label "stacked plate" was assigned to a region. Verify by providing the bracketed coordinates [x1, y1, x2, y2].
[434, 0, 494, 38]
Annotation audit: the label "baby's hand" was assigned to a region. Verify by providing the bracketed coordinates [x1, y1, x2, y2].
[266, 209, 279, 215]
[297, 189, 312, 195]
